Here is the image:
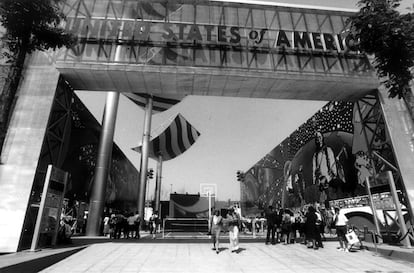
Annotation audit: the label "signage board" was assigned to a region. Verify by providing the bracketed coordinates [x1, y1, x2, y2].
[31, 165, 68, 250]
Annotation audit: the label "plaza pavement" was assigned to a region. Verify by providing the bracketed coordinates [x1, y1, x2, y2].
[37, 240, 414, 273]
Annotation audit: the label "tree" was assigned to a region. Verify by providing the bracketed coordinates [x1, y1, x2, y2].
[349, 0, 414, 99]
[0, 0, 75, 155]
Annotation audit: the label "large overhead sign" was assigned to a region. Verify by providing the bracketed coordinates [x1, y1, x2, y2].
[58, 1, 372, 76]
[66, 19, 357, 53]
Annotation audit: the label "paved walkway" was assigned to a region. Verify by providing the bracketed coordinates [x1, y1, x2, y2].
[39, 241, 414, 273]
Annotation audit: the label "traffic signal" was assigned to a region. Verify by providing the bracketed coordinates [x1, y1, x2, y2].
[147, 168, 154, 179]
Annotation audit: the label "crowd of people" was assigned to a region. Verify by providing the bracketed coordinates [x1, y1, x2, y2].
[207, 203, 353, 254]
[262, 204, 351, 251]
[58, 200, 352, 255]
[101, 210, 160, 240]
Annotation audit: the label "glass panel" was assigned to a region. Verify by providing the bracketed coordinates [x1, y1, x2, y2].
[330, 16, 345, 34]
[123, 1, 139, 20]
[209, 49, 221, 67]
[165, 47, 179, 65]
[180, 3, 194, 23]
[279, 12, 292, 31]
[196, 5, 210, 25]
[256, 52, 272, 70]
[285, 55, 299, 71]
[224, 6, 239, 26]
[194, 48, 210, 66]
[252, 9, 266, 28]
[317, 14, 333, 33]
[106, 1, 124, 19]
[147, 47, 163, 65]
[97, 43, 113, 62]
[325, 56, 343, 74]
[237, 8, 249, 27]
[82, 43, 100, 62]
[313, 56, 326, 73]
[291, 12, 307, 32]
[267, 30, 278, 48]
[177, 48, 193, 66]
[227, 50, 243, 68]
[273, 53, 287, 71]
[298, 55, 314, 72]
[265, 10, 279, 30]
[304, 14, 318, 32]
[210, 6, 222, 25]
[166, 4, 182, 22]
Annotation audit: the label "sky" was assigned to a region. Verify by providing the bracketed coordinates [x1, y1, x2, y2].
[78, 92, 326, 201]
[76, 0, 412, 203]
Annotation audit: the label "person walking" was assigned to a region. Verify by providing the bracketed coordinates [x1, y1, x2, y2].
[265, 205, 277, 245]
[133, 211, 141, 239]
[210, 209, 223, 254]
[304, 206, 319, 250]
[149, 211, 159, 239]
[227, 208, 240, 252]
[126, 212, 136, 239]
[281, 209, 292, 244]
[315, 207, 324, 248]
[103, 215, 110, 237]
[333, 207, 349, 252]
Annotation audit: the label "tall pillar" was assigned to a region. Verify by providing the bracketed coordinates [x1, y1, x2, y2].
[155, 153, 163, 212]
[137, 96, 153, 225]
[86, 91, 119, 236]
[378, 86, 414, 224]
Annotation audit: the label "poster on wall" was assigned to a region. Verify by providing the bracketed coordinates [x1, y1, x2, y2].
[241, 100, 389, 216]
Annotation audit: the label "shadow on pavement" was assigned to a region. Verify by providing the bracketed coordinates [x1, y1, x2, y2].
[0, 247, 86, 273]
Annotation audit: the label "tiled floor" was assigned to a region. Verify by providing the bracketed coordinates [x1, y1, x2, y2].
[40, 241, 414, 273]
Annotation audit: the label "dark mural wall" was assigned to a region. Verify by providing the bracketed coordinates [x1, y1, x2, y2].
[62, 94, 140, 211]
[241, 101, 383, 216]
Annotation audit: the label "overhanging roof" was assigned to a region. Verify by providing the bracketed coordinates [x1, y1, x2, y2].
[57, 62, 379, 101]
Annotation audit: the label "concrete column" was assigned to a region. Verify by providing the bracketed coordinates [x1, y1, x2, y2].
[137, 96, 153, 225]
[155, 153, 163, 212]
[378, 86, 414, 224]
[86, 91, 119, 236]
[0, 52, 60, 252]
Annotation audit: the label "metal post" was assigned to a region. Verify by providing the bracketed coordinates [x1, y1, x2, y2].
[137, 96, 153, 227]
[365, 177, 382, 247]
[155, 154, 162, 212]
[86, 91, 119, 236]
[208, 191, 211, 232]
[386, 171, 412, 248]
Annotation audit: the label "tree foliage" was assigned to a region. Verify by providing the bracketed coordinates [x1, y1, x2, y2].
[0, 0, 75, 156]
[349, 0, 414, 99]
[0, 0, 74, 60]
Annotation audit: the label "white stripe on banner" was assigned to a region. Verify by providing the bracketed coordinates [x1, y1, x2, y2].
[158, 128, 168, 160]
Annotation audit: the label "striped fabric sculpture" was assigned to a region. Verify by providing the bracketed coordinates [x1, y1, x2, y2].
[133, 113, 200, 160]
[123, 93, 184, 113]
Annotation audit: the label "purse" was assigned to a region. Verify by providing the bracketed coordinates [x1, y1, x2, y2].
[345, 230, 360, 245]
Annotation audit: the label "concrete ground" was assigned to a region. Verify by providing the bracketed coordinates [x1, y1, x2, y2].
[1, 232, 414, 273]
[38, 240, 414, 273]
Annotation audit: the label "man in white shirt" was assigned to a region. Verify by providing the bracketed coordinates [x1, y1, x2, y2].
[333, 207, 349, 252]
